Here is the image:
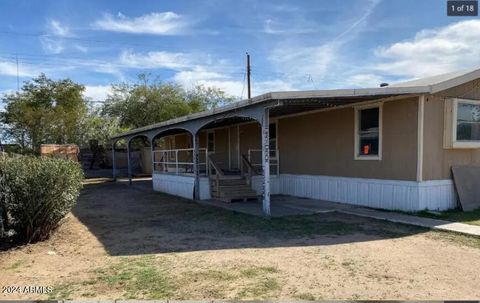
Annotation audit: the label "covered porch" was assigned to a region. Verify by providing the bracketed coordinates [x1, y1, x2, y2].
[111, 89, 421, 216]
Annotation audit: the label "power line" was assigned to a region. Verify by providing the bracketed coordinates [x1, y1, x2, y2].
[0, 52, 246, 76]
[0, 30, 274, 55]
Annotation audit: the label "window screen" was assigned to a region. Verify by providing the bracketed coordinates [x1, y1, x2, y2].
[358, 107, 379, 156]
[457, 102, 480, 141]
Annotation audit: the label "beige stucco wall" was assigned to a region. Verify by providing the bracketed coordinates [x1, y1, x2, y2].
[422, 79, 480, 180]
[277, 97, 419, 181]
[174, 133, 192, 149]
[239, 123, 261, 160]
[229, 126, 240, 169]
[212, 128, 229, 169]
[202, 124, 262, 170]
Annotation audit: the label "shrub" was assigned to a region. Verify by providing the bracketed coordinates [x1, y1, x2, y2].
[0, 155, 83, 243]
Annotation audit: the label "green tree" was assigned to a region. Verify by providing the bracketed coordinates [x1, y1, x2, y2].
[79, 107, 124, 147]
[1, 74, 87, 154]
[102, 74, 234, 129]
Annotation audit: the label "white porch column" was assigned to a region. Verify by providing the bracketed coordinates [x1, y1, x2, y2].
[151, 138, 155, 175]
[193, 132, 200, 200]
[127, 142, 132, 185]
[112, 142, 117, 181]
[261, 108, 271, 216]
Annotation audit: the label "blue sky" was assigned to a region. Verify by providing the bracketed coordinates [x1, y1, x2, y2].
[0, 0, 479, 101]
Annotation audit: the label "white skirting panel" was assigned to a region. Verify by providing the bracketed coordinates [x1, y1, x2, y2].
[278, 174, 458, 211]
[418, 180, 458, 211]
[153, 172, 458, 211]
[152, 173, 211, 200]
[199, 177, 211, 200]
[152, 173, 194, 200]
[251, 175, 281, 195]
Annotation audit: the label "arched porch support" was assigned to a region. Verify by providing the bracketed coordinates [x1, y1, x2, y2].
[111, 100, 283, 216]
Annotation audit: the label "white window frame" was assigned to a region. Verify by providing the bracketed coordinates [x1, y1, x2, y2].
[444, 98, 480, 149]
[206, 130, 215, 154]
[354, 103, 383, 161]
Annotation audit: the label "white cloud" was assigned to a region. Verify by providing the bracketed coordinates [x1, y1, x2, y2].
[172, 67, 242, 96]
[263, 18, 325, 35]
[49, 19, 71, 37]
[40, 19, 74, 54]
[253, 79, 296, 93]
[173, 67, 295, 97]
[116, 50, 247, 95]
[40, 37, 64, 54]
[93, 12, 188, 35]
[119, 50, 199, 70]
[375, 20, 480, 78]
[84, 85, 112, 101]
[0, 61, 37, 77]
[345, 73, 387, 88]
[268, 0, 381, 88]
[74, 44, 88, 53]
[270, 43, 338, 81]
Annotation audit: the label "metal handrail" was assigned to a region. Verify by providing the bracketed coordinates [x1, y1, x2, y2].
[152, 148, 208, 175]
[207, 155, 224, 194]
[207, 155, 224, 177]
[247, 149, 280, 175]
[240, 154, 259, 185]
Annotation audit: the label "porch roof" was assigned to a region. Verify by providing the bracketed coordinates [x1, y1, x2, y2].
[111, 67, 480, 141]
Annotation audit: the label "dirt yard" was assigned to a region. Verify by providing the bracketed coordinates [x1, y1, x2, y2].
[1, 179, 480, 300]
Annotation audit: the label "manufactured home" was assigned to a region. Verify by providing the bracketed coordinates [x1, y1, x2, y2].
[111, 68, 480, 215]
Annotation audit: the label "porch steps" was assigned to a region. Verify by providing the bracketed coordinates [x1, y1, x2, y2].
[210, 177, 259, 203]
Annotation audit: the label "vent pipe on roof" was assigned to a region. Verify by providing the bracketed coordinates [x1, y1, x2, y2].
[380, 83, 389, 87]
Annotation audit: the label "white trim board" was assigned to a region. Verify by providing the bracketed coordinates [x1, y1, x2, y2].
[417, 95, 425, 181]
[444, 98, 480, 149]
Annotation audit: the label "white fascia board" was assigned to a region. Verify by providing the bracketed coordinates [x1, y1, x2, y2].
[269, 86, 430, 100]
[431, 69, 480, 93]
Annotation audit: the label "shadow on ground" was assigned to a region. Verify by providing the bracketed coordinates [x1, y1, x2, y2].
[73, 180, 428, 256]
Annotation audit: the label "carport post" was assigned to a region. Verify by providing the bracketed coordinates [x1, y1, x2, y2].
[127, 141, 132, 185]
[150, 138, 155, 174]
[193, 132, 200, 200]
[261, 108, 271, 217]
[112, 142, 116, 181]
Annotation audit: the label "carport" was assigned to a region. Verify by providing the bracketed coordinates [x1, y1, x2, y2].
[111, 86, 428, 216]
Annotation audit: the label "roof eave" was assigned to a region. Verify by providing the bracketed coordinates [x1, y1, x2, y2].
[110, 86, 432, 140]
[431, 69, 480, 93]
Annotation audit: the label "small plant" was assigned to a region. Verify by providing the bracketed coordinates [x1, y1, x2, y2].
[0, 155, 83, 243]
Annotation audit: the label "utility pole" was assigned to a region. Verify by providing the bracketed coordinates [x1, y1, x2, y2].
[246, 52, 251, 99]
